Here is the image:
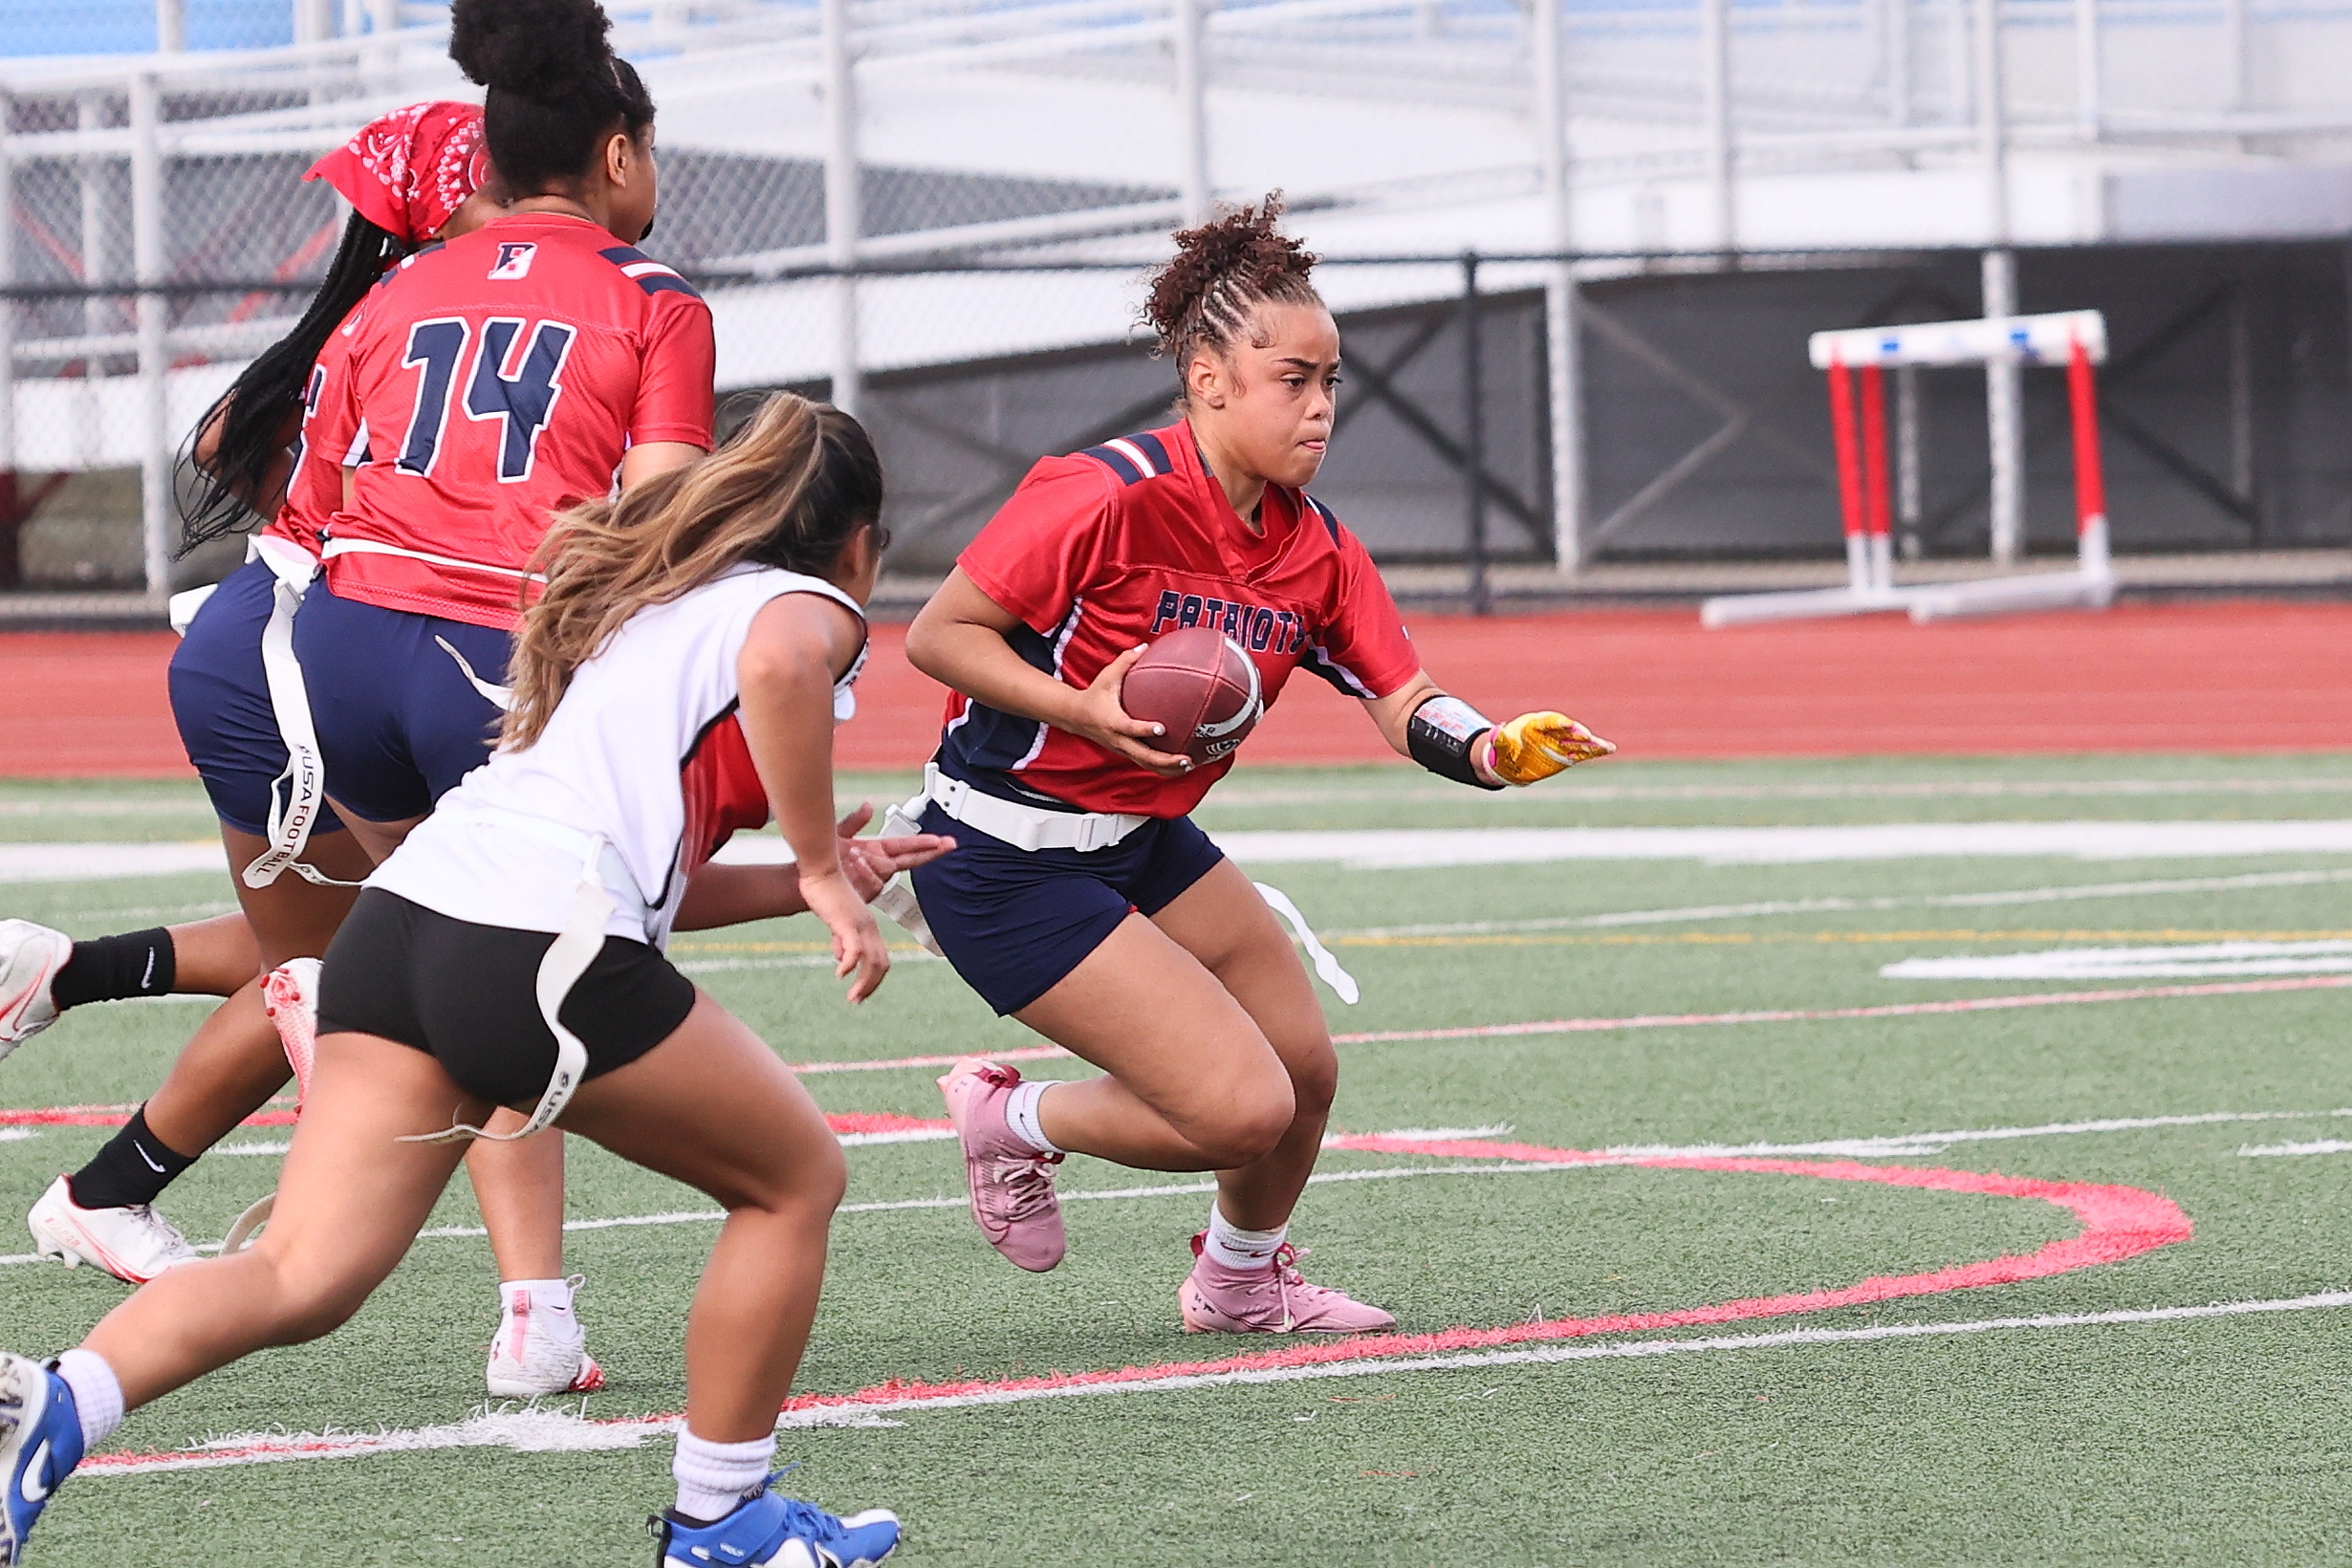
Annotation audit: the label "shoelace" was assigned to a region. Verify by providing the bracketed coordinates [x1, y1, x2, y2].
[772, 1494, 849, 1543]
[124, 1206, 187, 1252]
[986, 1151, 1062, 1224]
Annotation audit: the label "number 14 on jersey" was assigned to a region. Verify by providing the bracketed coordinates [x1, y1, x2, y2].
[396, 316, 578, 484]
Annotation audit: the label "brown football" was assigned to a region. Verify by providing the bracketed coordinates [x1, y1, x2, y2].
[1119, 626, 1264, 765]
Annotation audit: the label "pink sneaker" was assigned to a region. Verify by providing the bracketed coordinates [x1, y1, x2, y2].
[1178, 1234, 1397, 1335]
[937, 1057, 1065, 1273]
[263, 957, 320, 1108]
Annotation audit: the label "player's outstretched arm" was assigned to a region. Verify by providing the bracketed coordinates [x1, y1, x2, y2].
[1362, 669, 1615, 789]
[905, 568, 1196, 777]
[671, 802, 955, 932]
[736, 592, 893, 1002]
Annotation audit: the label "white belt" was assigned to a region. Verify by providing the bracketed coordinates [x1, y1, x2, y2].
[919, 762, 1146, 854]
[246, 534, 357, 891]
[398, 808, 638, 1144]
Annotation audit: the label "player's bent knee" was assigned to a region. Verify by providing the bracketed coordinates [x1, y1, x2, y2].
[1281, 1040, 1339, 1119]
[1196, 1084, 1296, 1166]
[729, 1137, 848, 1220]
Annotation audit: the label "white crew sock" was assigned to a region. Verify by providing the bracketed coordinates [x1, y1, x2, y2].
[53, 1348, 123, 1449]
[672, 1429, 777, 1524]
[500, 1278, 582, 1346]
[1003, 1079, 1063, 1155]
[1201, 1206, 1287, 1272]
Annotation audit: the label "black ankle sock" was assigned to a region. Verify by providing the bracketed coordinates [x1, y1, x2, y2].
[51, 927, 176, 1011]
[68, 1107, 198, 1210]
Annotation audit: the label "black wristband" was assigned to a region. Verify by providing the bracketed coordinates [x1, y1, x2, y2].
[1407, 695, 1503, 790]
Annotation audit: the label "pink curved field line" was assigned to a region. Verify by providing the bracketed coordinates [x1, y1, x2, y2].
[769, 1135, 2189, 1417]
[78, 1135, 2189, 1471]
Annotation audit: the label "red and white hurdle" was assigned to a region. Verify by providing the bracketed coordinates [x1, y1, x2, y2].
[1703, 310, 2118, 627]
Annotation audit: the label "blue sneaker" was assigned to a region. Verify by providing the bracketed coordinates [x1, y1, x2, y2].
[649, 1478, 900, 1568]
[0, 1353, 83, 1566]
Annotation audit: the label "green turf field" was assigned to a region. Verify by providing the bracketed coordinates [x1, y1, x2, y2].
[6, 754, 2352, 1565]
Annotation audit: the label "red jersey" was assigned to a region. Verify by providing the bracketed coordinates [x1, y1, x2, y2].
[321, 212, 715, 629]
[261, 304, 366, 557]
[945, 421, 1421, 817]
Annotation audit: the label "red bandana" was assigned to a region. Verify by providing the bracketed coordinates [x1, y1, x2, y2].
[304, 100, 489, 246]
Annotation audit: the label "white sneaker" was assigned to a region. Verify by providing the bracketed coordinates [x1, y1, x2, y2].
[27, 1174, 197, 1284]
[485, 1274, 606, 1397]
[0, 921, 73, 1059]
[263, 957, 320, 1105]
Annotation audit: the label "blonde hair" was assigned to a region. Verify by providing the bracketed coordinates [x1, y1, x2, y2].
[502, 392, 883, 749]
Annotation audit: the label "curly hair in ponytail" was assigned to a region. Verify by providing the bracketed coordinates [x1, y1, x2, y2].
[502, 393, 882, 749]
[1141, 192, 1322, 401]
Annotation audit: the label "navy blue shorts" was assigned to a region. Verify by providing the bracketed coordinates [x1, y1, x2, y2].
[290, 580, 512, 825]
[911, 801, 1227, 1015]
[166, 557, 345, 840]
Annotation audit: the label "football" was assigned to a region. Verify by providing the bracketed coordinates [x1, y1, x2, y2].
[1119, 626, 1264, 765]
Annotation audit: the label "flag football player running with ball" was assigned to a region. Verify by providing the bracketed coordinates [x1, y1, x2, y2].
[904, 196, 1612, 1333]
[0, 393, 937, 1568]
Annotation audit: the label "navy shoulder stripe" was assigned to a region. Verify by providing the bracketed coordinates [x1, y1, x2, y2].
[1129, 430, 1172, 474]
[1302, 493, 1342, 543]
[1078, 432, 1174, 487]
[596, 245, 705, 300]
[1079, 444, 1145, 486]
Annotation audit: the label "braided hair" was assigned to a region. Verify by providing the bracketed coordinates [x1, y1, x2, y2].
[1141, 193, 1322, 403]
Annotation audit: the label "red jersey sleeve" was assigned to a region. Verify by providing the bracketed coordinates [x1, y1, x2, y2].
[1310, 515, 1422, 701]
[958, 456, 1118, 634]
[627, 293, 716, 450]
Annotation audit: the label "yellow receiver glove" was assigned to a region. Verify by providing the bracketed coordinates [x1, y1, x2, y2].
[1486, 711, 1615, 786]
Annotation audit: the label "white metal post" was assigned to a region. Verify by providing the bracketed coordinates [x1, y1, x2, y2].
[2073, 0, 2100, 140]
[366, 0, 400, 89]
[1974, 0, 2020, 565]
[1534, 0, 1582, 573]
[155, 0, 186, 53]
[822, 0, 861, 417]
[1981, 248, 2023, 565]
[77, 91, 106, 475]
[293, 0, 335, 45]
[1975, 0, 2008, 240]
[132, 72, 172, 602]
[1173, 0, 1211, 226]
[1700, 0, 1733, 253]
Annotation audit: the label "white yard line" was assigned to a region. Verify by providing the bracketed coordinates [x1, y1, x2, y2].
[2239, 1140, 2352, 1158]
[26, 826, 2352, 886]
[78, 1291, 2352, 1474]
[1336, 869, 2352, 938]
[1884, 940, 2352, 982]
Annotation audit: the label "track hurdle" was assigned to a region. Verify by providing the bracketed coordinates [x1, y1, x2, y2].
[1702, 310, 2118, 628]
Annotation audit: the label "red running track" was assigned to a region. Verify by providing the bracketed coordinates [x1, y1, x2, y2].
[5, 600, 2346, 778]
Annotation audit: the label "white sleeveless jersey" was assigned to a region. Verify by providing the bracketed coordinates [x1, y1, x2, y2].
[368, 563, 865, 948]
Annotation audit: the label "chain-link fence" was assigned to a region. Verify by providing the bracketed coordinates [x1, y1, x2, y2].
[9, 238, 2347, 612]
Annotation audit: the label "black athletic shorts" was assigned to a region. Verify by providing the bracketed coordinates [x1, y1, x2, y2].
[317, 888, 698, 1108]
